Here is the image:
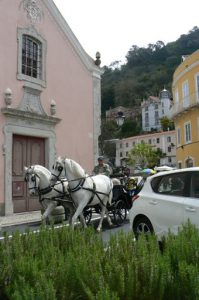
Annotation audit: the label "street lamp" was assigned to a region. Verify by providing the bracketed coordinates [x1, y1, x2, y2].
[115, 111, 125, 127]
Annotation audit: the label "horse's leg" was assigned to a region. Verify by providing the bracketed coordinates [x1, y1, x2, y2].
[71, 201, 88, 229]
[79, 213, 87, 228]
[41, 201, 57, 222]
[105, 207, 113, 226]
[96, 199, 113, 232]
[96, 205, 107, 232]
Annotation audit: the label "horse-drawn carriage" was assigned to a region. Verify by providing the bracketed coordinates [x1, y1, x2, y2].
[24, 158, 144, 231]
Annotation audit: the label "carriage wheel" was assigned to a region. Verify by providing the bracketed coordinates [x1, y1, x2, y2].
[113, 199, 127, 226]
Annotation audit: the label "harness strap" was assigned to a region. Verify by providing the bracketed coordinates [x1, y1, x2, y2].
[53, 179, 68, 195]
[68, 178, 85, 193]
[70, 176, 110, 207]
[39, 186, 52, 195]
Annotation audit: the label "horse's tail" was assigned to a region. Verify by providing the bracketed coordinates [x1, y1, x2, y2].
[108, 178, 113, 205]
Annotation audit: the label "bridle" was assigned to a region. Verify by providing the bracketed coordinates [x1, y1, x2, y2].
[51, 161, 87, 192]
[51, 163, 65, 181]
[24, 167, 52, 195]
[25, 172, 40, 192]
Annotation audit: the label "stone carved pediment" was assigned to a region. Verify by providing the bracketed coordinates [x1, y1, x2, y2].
[18, 85, 46, 115]
[2, 84, 61, 125]
[20, 0, 43, 24]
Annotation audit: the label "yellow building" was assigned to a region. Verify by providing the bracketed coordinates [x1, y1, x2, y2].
[172, 50, 199, 168]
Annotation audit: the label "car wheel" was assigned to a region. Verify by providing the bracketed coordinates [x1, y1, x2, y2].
[133, 216, 154, 238]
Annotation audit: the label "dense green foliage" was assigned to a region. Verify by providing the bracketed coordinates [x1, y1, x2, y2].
[127, 142, 164, 168]
[101, 26, 199, 116]
[0, 223, 199, 299]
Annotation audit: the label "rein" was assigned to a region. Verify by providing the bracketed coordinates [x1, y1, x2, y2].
[25, 167, 68, 197]
[52, 161, 112, 207]
[66, 174, 111, 206]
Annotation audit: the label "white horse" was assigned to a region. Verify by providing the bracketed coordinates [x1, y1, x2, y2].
[50, 157, 114, 232]
[24, 165, 86, 226]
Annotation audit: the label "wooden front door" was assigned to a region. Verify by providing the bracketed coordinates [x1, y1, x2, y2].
[12, 135, 45, 213]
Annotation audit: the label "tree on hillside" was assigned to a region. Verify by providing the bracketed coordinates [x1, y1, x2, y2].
[120, 119, 141, 138]
[101, 26, 199, 119]
[98, 120, 118, 156]
[160, 116, 175, 131]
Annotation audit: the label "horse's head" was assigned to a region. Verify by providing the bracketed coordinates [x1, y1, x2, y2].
[24, 166, 40, 196]
[50, 157, 86, 184]
[50, 156, 65, 184]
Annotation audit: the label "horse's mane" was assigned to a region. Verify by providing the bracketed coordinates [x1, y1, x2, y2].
[25, 165, 51, 177]
[70, 159, 86, 178]
[58, 157, 87, 178]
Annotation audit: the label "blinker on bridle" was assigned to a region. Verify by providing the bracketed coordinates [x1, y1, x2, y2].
[25, 172, 40, 191]
[51, 163, 64, 180]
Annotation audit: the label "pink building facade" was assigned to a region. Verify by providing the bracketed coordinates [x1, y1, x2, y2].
[0, 0, 102, 216]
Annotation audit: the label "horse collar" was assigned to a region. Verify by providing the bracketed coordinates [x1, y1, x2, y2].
[68, 178, 85, 193]
[38, 186, 53, 195]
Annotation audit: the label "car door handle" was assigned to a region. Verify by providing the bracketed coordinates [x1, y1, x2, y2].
[185, 207, 196, 212]
[149, 200, 158, 205]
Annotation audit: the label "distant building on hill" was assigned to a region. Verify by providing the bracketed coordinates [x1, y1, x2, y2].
[106, 106, 141, 124]
[115, 130, 176, 168]
[141, 89, 172, 132]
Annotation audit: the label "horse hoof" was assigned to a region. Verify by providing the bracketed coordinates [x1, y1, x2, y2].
[96, 228, 101, 233]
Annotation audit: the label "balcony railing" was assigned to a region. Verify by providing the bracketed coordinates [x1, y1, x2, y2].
[171, 92, 199, 118]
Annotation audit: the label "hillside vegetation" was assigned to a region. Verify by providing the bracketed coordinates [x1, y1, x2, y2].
[101, 26, 199, 116]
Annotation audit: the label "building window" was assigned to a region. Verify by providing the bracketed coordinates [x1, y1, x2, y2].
[168, 146, 171, 152]
[17, 28, 46, 87]
[155, 111, 159, 125]
[126, 151, 128, 156]
[196, 73, 199, 100]
[120, 143, 122, 148]
[145, 112, 149, 126]
[177, 127, 181, 145]
[126, 142, 128, 147]
[182, 80, 190, 107]
[22, 35, 42, 79]
[167, 136, 171, 142]
[120, 152, 123, 157]
[132, 141, 135, 146]
[155, 104, 158, 109]
[148, 139, 151, 144]
[156, 138, 160, 143]
[184, 122, 191, 143]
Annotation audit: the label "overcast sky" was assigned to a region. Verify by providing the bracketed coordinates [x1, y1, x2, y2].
[53, 0, 199, 66]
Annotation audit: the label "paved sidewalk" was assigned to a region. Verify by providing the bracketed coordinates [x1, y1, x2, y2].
[0, 211, 42, 229]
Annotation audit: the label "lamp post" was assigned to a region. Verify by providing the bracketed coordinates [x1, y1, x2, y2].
[115, 111, 125, 168]
[115, 111, 125, 127]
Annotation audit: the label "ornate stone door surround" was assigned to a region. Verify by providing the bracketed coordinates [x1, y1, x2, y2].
[1, 83, 61, 215]
[1, 109, 60, 215]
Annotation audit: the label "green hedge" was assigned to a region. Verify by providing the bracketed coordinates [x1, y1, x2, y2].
[0, 222, 199, 299]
